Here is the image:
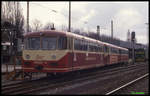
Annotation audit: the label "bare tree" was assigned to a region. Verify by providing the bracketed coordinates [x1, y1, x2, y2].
[32, 19, 43, 31]
[1, 1, 25, 64]
[2, 2, 24, 37]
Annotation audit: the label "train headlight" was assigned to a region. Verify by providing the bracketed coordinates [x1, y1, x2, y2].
[26, 54, 30, 59]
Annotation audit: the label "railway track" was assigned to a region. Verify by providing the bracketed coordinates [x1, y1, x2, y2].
[2, 63, 148, 95]
[105, 73, 149, 95]
[1, 62, 142, 87]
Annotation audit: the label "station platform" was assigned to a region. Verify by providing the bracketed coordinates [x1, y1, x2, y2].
[1, 64, 22, 74]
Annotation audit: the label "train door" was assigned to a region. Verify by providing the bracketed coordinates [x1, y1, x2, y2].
[68, 37, 74, 71]
[118, 49, 121, 63]
[104, 45, 109, 65]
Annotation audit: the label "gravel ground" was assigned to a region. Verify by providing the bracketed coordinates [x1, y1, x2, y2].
[39, 63, 148, 95]
[1, 72, 46, 85]
[2, 62, 148, 95]
[112, 76, 149, 95]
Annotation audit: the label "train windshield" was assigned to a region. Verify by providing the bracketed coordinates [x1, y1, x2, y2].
[25, 36, 67, 50]
[42, 37, 57, 50]
[26, 37, 40, 50]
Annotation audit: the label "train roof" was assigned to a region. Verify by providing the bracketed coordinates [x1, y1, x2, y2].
[24, 30, 67, 37]
[24, 30, 128, 51]
[103, 42, 128, 51]
[67, 31, 104, 45]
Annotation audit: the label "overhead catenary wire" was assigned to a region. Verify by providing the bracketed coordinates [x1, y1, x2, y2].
[30, 3, 80, 21]
[27, 2, 97, 32]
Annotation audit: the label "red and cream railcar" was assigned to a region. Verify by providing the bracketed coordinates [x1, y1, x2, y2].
[22, 30, 128, 74]
[103, 42, 129, 65]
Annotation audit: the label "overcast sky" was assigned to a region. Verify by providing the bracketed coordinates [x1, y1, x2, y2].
[20, 1, 148, 45]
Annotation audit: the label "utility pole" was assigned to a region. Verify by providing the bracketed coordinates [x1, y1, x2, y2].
[131, 31, 135, 64]
[27, 1, 29, 33]
[111, 20, 113, 38]
[14, 2, 19, 54]
[145, 23, 149, 61]
[68, 1, 71, 32]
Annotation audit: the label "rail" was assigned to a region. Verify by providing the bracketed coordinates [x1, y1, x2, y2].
[105, 73, 149, 95]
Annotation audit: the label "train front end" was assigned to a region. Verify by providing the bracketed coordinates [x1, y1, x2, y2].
[22, 31, 71, 73]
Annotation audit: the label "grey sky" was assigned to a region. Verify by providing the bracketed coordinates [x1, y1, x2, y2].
[20, 1, 148, 44]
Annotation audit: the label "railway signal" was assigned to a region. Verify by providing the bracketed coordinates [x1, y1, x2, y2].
[97, 25, 100, 40]
[131, 31, 135, 41]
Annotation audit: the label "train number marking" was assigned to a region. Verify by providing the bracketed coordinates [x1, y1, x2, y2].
[36, 55, 45, 60]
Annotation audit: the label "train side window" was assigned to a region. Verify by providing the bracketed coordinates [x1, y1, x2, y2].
[68, 37, 71, 50]
[104, 46, 106, 53]
[111, 47, 114, 54]
[101, 45, 104, 52]
[119, 49, 121, 54]
[88, 42, 91, 51]
[84, 40, 87, 51]
[83, 41, 87, 51]
[96, 44, 99, 52]
[89, 42, 92, 52]
[58, 37, 67, 50]
[121, 50, 128, 54]
[82, 40, 87, 51]
[74, 39, 80, 50]
[95, 44, 98, 52]
[99, 44, 103, 52]
[121, 50, 124, 54]
[68, 37, 73, 50]
[93, 44, 95, 52]
[79, 39, 82, 50]
[87, 42, 89, 51]
[104, 46, 109, 53]
[125, 50, 128, 54]
[80, 39, 83, 51]
[74, 39, 77, 50]
[115, 48, 119, 54]
[92, 43, 95, 52]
